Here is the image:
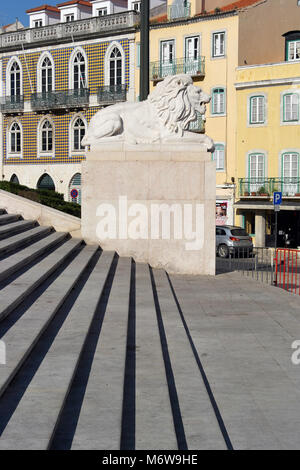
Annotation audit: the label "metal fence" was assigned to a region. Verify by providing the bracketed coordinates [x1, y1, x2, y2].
[274, 248, 300, 295]
[216, 247, 275, 285]
[217, 247, 300, 295]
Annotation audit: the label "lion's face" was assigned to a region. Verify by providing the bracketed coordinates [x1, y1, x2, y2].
[187, 84, 211, 115]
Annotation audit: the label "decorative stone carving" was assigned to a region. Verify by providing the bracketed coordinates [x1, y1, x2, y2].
[82, 74, 214, 150]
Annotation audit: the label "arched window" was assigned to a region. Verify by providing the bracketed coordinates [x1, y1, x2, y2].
[283, 93, 299, 122]
[72, 117, 86, 152]
[41, 120, 53, 153]
[282, 152, 299, 195]
[73, 52, 86, 90]
[37, 173, 55, 191]
[69, 173, 82, 205]
[248, 153, 265, 193]
[9, 122, 22, 154]
[10, 174, 19, 184]
[41, 57, 53, 93]
[10, 61, 21, 97]
[109, 47, 122, 86]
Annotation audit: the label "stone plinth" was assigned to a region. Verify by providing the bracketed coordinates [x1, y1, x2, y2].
[81, 143, 216, 275]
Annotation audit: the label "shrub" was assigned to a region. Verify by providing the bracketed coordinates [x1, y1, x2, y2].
[0, 181, 81, 218]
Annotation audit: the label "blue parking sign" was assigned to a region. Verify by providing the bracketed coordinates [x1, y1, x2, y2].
[273, 192, 282, 205]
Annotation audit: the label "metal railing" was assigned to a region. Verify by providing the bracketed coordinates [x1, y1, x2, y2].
[0, 96, 24, 113]
[188, 112, 204, 133]
[216, 247, 275, 285]
[98, 84, 127, 104]
[150, 57, 205, 81]
[168, 3, 191, 20]
[239, 178, 300, 198]
[275, 248, 300, 295]
[31, 89, 90, 111]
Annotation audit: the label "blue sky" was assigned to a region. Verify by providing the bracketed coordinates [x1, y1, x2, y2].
[0, 1, 59, 27]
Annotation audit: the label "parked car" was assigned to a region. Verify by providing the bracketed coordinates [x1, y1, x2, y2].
[216, 225, 253, 258]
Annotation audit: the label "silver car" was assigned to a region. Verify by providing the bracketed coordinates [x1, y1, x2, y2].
[216, 225, 253, 258]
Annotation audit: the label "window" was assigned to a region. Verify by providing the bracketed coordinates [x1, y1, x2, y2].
[41, 57, 53, 93]
[98, 8, 108, 15]
[73, 52, 86, 90]
[65, 14, 75, 22]
[72, 117, 86, 152]
[282, 153, 299, 195]
[109, 47, 122, 86]
[287, 40, 300, 61]
[212, 88, 225, 115]
[10, 174, 19, 184]
[160, 40, 175, 77]
[34, 20, 42, 28]
[10, 61, 21, 97]
[185, 36, 199, 61]
[37, 174, 55, 191]
[41, 120, 53, 153]
[248, 153, 265, 192]
[132, 1, 141, 12]
[212, 32, 225, 57]
[9, 122, 21, 154]
[212, 144, 225, 171]
[283, 93, 299, 122]
[250, 96, 265, 124]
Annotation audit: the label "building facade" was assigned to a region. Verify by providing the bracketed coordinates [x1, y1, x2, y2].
[235, 62, 300, 248]
[0, 1, 139, 203]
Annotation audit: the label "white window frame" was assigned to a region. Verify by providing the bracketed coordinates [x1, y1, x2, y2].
[34, 19, 43, 28]
[97, 8, 108, 16]
[65, 14, 75, 22]
[211, 87, 226, 116]
[248, 93, 267, 126]
[282, 92, 299, 123]
[212, 143, 225, 172]
[132, 1, 141, 12]
[7, 121, 22, 158]
[69, 47, 88, 91]
[212, 31, 226, 58]
[38, 117, 55, 158]
[6, 56, 23, 97]
[69, 114, 87, 155]
[287, 40, 300, 61]
[37, 52, 55, 93]
[104, 42, 125, 87]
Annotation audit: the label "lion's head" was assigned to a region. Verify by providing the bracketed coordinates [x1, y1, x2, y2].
[148, 74, 211, 136]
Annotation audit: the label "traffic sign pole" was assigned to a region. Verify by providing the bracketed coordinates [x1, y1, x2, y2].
[273, 192, 282, 252]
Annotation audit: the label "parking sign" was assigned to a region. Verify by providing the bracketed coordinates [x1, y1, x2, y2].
[273, 192, 282, 205]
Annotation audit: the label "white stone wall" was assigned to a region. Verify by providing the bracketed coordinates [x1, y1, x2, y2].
[2, 163, 82, 201]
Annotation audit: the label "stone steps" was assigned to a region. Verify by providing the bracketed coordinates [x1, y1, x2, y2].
[0, 219, 37, 240]
[0, 214, 21, 226]
[0, 210, 230, 450]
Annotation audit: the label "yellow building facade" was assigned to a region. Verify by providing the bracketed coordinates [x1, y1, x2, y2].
[235, 62, 300, 248]
[135, 8, 239, 225]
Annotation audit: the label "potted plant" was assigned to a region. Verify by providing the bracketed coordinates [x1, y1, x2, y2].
[243, 191, 250, 196]
[251, 191, 257, 196]
[257, 186, 269, 197]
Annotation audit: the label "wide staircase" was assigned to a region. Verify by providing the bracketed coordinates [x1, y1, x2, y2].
[0, 210, 230, 451]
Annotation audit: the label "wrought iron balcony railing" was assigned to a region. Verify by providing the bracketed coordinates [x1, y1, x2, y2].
[150, 57, 205, 81]
[168, 3, 191, 20]
[0, 96, 24, 113]
[98, 85, 127, 104]
[31, 89, 90, 111]
[239, 178, 300, 198]
[188, 112, 204, 133]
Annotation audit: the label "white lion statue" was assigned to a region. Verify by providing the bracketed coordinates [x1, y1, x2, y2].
[82, 74, 214, 150]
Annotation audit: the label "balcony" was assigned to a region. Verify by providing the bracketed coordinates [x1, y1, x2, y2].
[150, 57, 205, 82]
[188, 112, 204, 133]
[0, 96, 24, 114]
[31, 89, 90, 112]
[239, 178, 300, 198]
[98, 85, 127, 105]
[0, 11, 139, 52]
[168, 3, 191, 21]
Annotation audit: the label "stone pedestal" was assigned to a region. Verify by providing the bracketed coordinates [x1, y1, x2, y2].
[81, 143, 216, 275]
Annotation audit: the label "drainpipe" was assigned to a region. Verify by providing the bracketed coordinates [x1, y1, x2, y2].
[140, 0, 150, 101]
